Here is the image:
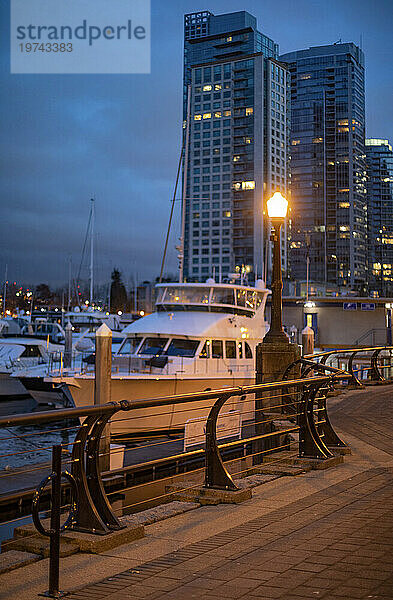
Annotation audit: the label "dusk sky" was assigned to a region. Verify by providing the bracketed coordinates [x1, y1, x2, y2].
[1, 0, 392, 289]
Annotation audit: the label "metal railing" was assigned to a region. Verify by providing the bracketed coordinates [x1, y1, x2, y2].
[0, 345, 392, 596]
[302, 346, 393, 387]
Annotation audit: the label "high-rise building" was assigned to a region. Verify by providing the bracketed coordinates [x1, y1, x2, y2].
[280, 44, 367, 291]
[182, 11, 289, 283]
[365, 138, 393, 296]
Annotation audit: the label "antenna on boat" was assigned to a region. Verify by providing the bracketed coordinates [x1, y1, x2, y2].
[159, 86, 190, 284]
[68, 256, 72, 311]
[178, 84, 191, 283]
[89, 198, 95, 305]
[2, 264, 7, 318]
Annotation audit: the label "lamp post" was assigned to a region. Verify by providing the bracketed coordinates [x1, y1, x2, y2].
[263, 192, 289, 344]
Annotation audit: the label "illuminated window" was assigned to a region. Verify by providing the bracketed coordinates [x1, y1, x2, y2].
[194, 114, 202, 121]
[245, 137, 252, 144]
[339, 225, 349, 232]
[242, 180, 255, 190]
[224, 110, 231, 117]
[338, 119, 348, 126]
[338, 188, 349, 193]
[203, 113, 211, 119]
[292, 140, 300, 146]
[300, 74, 311, 80]
[214, 84, 222, 91]
[312, 137, 323, 143]
[233, 182, 241, 191]
[337, 127, 349, 133]
[339, 202, 350, 208]
[223, 210, 231, 217]
[226, 36, 232, 42]
[233, 155, 240, 162]
[245, 107, 253, 116]
[214, 111, 221, 118]
[203, 84, 212, 91]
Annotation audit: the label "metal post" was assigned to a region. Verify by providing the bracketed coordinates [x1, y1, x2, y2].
[302, 326, 315, 355]
[42, 444, 62, 598]
[63, 322, 72, 369]
[263, 221, 288, 344]
[95, 323, 112, 471]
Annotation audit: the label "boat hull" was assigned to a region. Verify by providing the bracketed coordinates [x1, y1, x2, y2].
[23, 374, 256, 436]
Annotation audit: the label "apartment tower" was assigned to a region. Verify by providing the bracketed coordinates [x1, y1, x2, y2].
[280, 44, 367, 291]
[182, 11, 289, 283]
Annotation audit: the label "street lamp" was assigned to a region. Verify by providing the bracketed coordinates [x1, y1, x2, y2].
[263, 192, 289, 344]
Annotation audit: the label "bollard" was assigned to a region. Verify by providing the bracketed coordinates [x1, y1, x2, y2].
[302, 325, 315, 356]
[63, 321, 73, 369]
[95, 323, 112, 472]
[42, 445, 63, 598]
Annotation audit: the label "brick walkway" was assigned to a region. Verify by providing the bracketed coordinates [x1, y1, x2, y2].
[68, 465, 393, 600]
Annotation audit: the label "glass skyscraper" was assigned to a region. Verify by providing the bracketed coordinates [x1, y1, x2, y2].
[182, 11, 289, 283]
[280, 44, 367, 291]
[365, 139, 393, 296]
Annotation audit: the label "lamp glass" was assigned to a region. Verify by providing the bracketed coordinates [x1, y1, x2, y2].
[267, 192, 288, 219]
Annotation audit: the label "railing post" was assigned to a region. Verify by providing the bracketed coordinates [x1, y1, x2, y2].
[63, 321, 72, 369]
[44, 444, 63, 598]
[95, 324, 112, 472]
[204, 394, 238, 490]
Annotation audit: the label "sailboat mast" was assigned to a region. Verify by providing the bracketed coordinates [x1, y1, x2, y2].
[90, 198, 94, 305]
[179, 84, 191, 283]
[2, 265, 7, 318]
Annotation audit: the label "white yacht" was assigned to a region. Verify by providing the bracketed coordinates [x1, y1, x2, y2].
[18, 280, 270, 434]
[0, 338, 63, 400]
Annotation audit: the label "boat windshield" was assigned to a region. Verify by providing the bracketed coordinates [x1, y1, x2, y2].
[156, 285, 267, 316]
[210, 288, 235, 305]
[165, 339, 199, 357]
[118, 337, 142, 355]
[164, 287, 210, 305]
[138, 337, 168, 355]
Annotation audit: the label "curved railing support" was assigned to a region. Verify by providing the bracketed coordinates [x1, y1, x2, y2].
[298, 382, 333, 459]
[86, 407, 124, 531]
[348, 351, 363, 386]
[71, 415, 111, 534]
[204, 394, 238, 491]
[370, 348, 386, 382]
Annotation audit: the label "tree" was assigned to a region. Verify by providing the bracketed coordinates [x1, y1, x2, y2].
[110, 269, 127, 313]
[35, 283, 53, 304]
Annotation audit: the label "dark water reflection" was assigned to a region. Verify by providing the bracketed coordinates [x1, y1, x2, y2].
[0, 397, 78, 471]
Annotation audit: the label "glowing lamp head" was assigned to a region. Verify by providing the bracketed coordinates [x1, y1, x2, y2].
[267, 192, 288, 219]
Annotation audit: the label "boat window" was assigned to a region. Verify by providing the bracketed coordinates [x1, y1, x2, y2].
[166, 339, 200, 357]
[164, 287, 210, 305]
[255, 292, 265, 309]
[138, 337, 168, 355]
[118, 337, 142, 355]
[200, 341, 210, 358]
[245, 291, 256, 310]
[20, 345, 42, 358]
[238, 341, 243, 359]
[155, 288, 166, 303]
[211, 288, 235, 305]
[212, 340, 223, 358]
[225, 340, 236, 359]
[236, 289, 247, 307]
[245, 342, 252, 359]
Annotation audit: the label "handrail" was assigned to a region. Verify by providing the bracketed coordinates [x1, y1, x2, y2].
[0, 376, 337, 429]
[302, 345, 393, 387]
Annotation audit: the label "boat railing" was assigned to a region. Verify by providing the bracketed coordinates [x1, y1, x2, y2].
[44, 350, 256, 378]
